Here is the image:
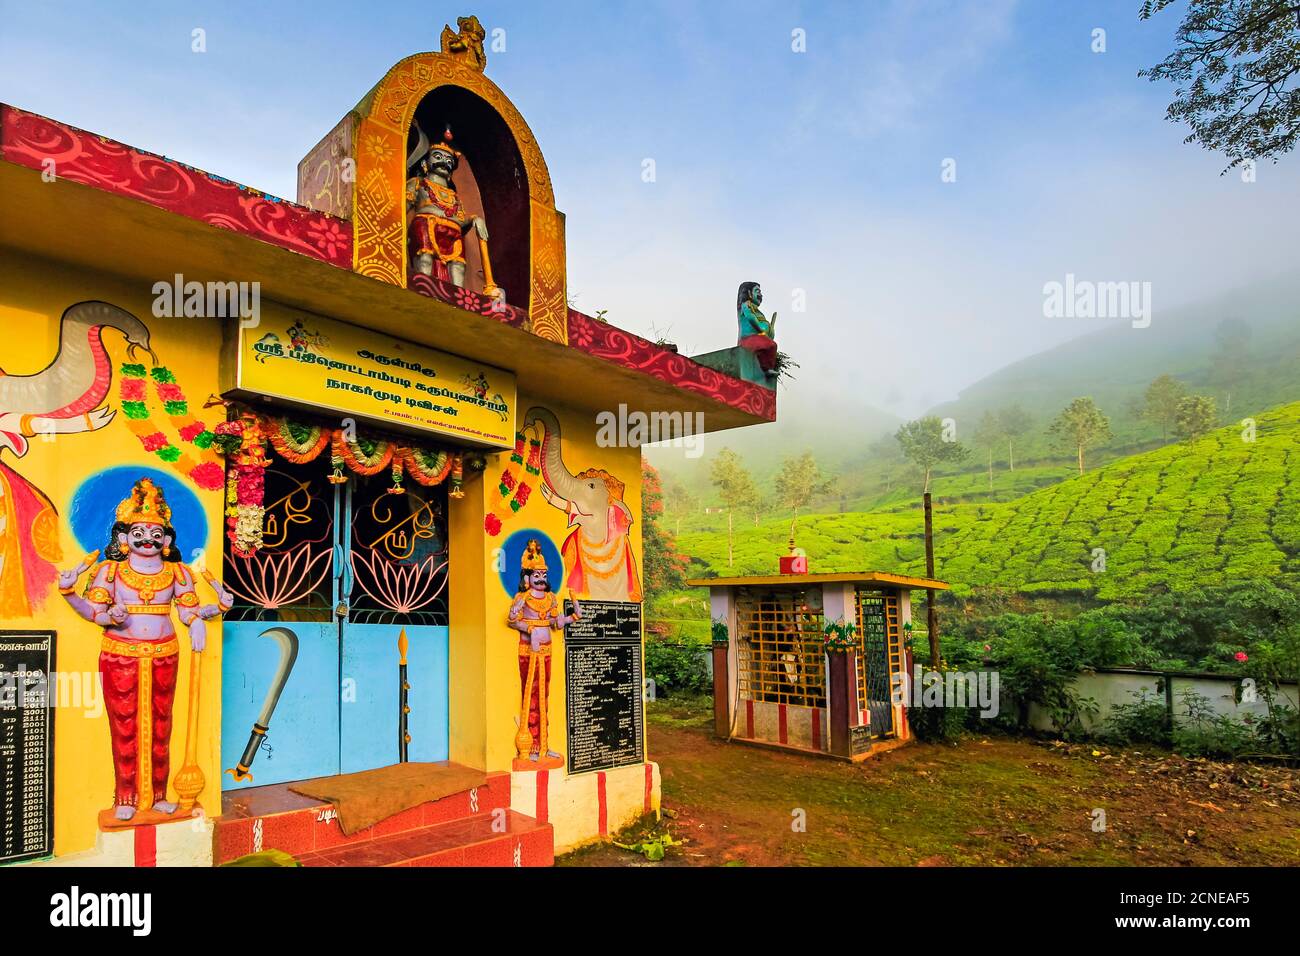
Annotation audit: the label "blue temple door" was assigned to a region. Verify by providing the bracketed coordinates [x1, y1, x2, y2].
[221, 465, 450, 790]
[338, 474, 450, 773]
[221, 470, 344, 790]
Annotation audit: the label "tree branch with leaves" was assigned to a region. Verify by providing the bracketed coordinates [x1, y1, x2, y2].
[1140, 0, 1300, 170]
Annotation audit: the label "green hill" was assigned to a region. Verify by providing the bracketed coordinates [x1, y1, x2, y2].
[677, 400, 1300, 601]
[656, 272, 1300, 517]
[925, 270, 1300, 465]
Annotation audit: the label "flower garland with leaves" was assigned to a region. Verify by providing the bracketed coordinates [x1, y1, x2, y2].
[330, 431, 393, 476]
[389, 445, 462, 497]
[118, 363, 224, 490]
[214, 411, 268, 557]
[266, 417, 331, 464]
[484, 430, 539, 536]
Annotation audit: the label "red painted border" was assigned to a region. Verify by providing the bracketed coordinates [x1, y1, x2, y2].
[1, 104, 774, 424]
[0, 105, 352, 268]
[568, 309, 777, 422]
[643, 763, 654, 814]
[534, 770, 549, 824]
[596, 772, 608, 836]
[133, 825, 157, 868]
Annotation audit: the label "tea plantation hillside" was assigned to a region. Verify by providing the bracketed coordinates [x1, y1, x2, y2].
[677, 401, 1300, 601]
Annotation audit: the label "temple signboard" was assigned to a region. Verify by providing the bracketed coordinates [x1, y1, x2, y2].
[0, 631, 54, 865]
[224, 313, 516, 448]
[563, 600, 644, 775]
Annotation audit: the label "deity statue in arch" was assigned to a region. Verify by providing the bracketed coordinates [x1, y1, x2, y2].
[405, 125, 504, 302]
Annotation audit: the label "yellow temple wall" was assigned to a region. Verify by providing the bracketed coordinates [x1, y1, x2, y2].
[1, 247, 652, 862]
[0, 250, 228, 858]
[446, 404, 650, 773]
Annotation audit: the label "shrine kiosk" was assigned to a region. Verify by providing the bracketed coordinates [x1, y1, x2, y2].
[689, 571, 948, 760]
[0, 18, 775, 867]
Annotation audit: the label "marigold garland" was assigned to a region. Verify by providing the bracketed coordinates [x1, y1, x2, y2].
[266, 417, 331, 464]
[399, 446, 454, 486]
[118, 363, 223, 489]
[331, 431, 393, 476]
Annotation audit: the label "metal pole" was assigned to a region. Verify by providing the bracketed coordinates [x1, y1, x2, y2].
[923, 492, 939, 668]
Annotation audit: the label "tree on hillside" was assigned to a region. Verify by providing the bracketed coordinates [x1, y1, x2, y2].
[641, 458, 687, 598]
[1139, 0, 1300, 171]
[998, 405, 1033, 471]
[974, 411, 1003, 492]
[773, 451, 836, 548]
[895, 417, 968, 493]
[1047, 398, 1112, 475]
[710, 448, 757, 567]
[1173, 394, 1219, 442]
[1142, 374, 1189, 441]
[663, 480, 695, 536]
[1212, 317, 1253, 415]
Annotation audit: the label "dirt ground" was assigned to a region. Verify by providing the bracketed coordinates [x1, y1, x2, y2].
[559, 696, 1300, 867]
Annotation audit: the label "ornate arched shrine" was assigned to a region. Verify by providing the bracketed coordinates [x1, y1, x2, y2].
[297, 18, 568, 343]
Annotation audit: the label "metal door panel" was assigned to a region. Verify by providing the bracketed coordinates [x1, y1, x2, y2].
[220, 620, 339, 789]
[339, 623, 449, 773]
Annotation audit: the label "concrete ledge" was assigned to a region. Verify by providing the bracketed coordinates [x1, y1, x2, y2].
[512, 762, 660, 854]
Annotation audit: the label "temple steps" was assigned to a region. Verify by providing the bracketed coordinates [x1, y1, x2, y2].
[215, 768, 554, 867]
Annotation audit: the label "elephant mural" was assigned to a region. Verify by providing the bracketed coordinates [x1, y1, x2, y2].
[525, 406, 642, 603]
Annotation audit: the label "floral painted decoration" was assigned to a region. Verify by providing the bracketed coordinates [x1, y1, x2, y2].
[119, 363, 224, 490]
[823, 620, 859, 653]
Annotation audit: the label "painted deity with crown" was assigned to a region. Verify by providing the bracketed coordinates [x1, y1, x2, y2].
[58, 478, 232, 822]
[507, 539, 580, 769]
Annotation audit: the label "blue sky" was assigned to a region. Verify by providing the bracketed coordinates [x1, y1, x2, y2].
[2, 1, 1297, 415]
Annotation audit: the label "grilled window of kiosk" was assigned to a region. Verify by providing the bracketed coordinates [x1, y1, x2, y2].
[855, 588, 903, 738]
[735, 589, 825, 708]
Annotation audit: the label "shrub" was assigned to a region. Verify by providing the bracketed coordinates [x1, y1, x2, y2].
[645, 640, 711, 697]
[1101, 689, 1170, 747]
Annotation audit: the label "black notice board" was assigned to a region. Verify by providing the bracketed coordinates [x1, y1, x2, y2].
[564, 600, 643, 775]
[0, 630, 54, 864]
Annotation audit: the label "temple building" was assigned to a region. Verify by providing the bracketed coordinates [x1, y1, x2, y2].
[0, 18, 775, 867]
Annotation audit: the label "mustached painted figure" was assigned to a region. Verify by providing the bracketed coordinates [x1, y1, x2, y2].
[57, 478, 232, 821]
[506, 540, 580, 768]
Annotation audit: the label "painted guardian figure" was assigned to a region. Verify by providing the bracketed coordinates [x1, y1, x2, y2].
[405, 126, 503, 301]
[57, 478, 232, 821]
[507, 540, 580, 768]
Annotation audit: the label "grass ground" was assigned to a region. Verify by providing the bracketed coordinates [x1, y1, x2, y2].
[559, 696, 1300, 867]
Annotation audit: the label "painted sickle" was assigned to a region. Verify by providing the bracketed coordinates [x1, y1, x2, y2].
[224, 626, 300, 783]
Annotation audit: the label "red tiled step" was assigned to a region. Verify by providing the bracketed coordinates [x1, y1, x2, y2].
[215, 768, 512, 864]
[296, 811, 553, 867]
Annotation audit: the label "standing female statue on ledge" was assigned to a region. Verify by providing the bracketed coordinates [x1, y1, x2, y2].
[737, 281, 778, 373]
